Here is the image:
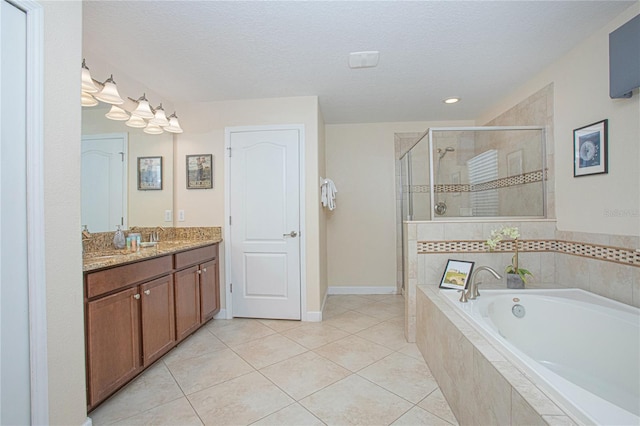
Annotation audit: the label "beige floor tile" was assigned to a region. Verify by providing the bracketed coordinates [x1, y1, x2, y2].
[359, 294, 404, 304]
[110, 397, 203, 426]
[357, 316, 410, 350]
[314, 335, 394, 372]
[89, 362, 184, 425]
[322, 309, 383, 333]
[162, 327, 227, 366]
[322, 303, 350, 320]
[258, 318, 304, 332]
[208, 319, 276, 347]
[325, 294, 374, 311]
[391, 406, 452, 426]
[167, 347, 254, 395]
[300, 375, 413, 426]
[251, 403, 325, 426]
[353, 301, 405, 320]
[359, 352, 438, 403]
[397, 342, 428, 362]
[188, 371, 294, 425]
[232, 333, 308, 369]
[418, 389, 459, 425]
[282, 322, 349, 349]
[260, 351, 351, 400]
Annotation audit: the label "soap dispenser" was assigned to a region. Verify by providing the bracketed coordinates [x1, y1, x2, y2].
[113, 225, 126, 249]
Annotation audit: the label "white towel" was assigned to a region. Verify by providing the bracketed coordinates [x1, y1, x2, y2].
[321, 178, 337, 210]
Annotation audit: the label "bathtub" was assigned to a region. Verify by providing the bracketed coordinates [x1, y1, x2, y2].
[439, 288, 640, 426]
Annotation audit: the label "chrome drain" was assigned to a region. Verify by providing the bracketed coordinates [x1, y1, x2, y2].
[512, 304, 526, 318]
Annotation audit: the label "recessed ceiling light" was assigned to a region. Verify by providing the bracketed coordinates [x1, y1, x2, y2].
[443, 97, 461, 104]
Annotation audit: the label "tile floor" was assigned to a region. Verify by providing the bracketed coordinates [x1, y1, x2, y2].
[89, 294, 458, 426]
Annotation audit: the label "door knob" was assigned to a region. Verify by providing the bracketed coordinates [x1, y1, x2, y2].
[283, 231, 298, 238]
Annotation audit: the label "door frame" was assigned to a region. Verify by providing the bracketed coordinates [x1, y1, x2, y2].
[81, 132, 129, 230]
[2, 0, 48, 423]
[224, 124, 306, 320]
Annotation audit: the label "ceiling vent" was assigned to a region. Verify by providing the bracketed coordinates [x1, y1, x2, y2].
[349, 51, 379, 69]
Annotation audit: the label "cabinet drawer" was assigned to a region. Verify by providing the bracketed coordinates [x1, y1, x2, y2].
[86, 255, 173, 299]
[174, 244, 217, 269]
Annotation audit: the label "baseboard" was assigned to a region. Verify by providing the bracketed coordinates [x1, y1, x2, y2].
[305, 311, 322, 322]
[328, 286, 398, 295]
[213, 309, 227, 320]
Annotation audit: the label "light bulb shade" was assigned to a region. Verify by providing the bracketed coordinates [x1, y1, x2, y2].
[164, 115, 184, 133]
[105, 105, 130, 121]
[94, 75, 124, 105]
[132, 97, 154, 119]
[125, 115, 147, 128]
[143, 122, 164, 135]
[81, 91, 99, 107]
[150, 104, 169, 126]
[81, 68, 99, 93]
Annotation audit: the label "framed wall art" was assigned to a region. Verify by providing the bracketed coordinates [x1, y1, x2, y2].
[573, 119, 608, 177]
[186, 154, 213, 189]
[137, 156, 162, 190]
[439, 259, 475, 290]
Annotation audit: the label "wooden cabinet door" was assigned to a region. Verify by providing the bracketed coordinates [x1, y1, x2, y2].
[140, 275, 175, 366]
[200, 259, 220, 322]
[174, 265, 201, 341]
[86, 286, 141, 407]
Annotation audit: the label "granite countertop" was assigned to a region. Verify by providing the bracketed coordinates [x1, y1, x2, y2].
[83, 237, 222, 272]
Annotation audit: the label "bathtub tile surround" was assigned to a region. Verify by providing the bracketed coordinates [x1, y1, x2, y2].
[404, 220, 640, 342]
[416, 285, 578, 426]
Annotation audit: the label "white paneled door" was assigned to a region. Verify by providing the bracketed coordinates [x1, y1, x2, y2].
[229, 128, 301, 320]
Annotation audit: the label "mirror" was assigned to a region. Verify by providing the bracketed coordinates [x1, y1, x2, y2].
[82, 106, 174, 232]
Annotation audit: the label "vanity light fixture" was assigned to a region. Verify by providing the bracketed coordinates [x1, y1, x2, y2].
[105, 105, 130, 121]
[164, 112, 184, 133]
[81, 59, 99, 93]
[125, 114, 147, 128]
[131, 93, 155, 119]
[443, 97, 461, 104]
[150, 103, 170, 127]
[81, 91, 99, 107]
[94, 74, 125, 105]
[143, 121, 164, 135]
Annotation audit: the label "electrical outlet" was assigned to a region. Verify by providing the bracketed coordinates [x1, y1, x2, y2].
[178, 210, 185, 222]
[164, 210, 172, 222]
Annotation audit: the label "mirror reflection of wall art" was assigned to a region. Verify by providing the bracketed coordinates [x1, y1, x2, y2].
[137, 156, 162, 190]
[186, 154, 213, 189]
[574, 119, 608, 177]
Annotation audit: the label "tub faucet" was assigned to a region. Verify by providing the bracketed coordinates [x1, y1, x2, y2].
[466, 266, 502, 300]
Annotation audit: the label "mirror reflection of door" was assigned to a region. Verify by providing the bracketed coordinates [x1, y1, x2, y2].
[81, 133, 127, 232]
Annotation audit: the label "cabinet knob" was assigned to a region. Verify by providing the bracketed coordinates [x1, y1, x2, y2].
[144, 290, 151, 295]
[133, 294, 140, 300]
[203, 268, 207, 273]
[197, 270, 202, 275]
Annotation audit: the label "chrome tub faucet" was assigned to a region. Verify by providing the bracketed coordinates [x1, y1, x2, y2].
[466, 266, 502, 300]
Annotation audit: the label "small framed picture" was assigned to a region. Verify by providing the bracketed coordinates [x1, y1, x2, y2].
[186, 154, 213, 189]
[137, 156, 162, 190]
[573, 119, 608, 177]
[439, 259, 475, 290]
[507, 149, 523, 177]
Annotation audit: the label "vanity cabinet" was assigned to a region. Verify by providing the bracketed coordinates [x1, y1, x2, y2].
[84, 243, 219, 411]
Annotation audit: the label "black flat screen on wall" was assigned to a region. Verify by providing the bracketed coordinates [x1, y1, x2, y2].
[609, 14, 640, 99]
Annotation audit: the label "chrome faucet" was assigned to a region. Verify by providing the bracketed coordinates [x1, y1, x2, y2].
[466, 266, 502, 300]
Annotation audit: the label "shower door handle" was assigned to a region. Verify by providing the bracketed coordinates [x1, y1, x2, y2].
[283, 231, 298, 238]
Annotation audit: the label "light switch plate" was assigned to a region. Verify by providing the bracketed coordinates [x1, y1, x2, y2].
[178, 210, 185, 222]
[164, 210, 172, 222]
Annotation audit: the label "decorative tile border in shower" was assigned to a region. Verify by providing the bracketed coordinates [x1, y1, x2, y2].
[405, 169, 546, 194]
[417, 239, 640, 267]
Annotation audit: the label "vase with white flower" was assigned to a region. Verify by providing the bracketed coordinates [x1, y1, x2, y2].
[486, 226, 532, 289]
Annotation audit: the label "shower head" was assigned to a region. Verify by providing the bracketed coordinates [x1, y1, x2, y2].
[437, 146, 455, 159]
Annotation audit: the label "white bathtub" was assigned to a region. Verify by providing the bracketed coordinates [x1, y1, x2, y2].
[439, 288, 640, 426]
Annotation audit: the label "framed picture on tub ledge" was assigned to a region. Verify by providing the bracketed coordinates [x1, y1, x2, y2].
[573, 119, 608, 177]
[439, 259, 475, 290]
[186, 154, 213, 189]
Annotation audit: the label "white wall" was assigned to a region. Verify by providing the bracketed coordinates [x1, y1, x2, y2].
[325, 121, 472, 290]
[42, 1, 87, 424]
[173, 96, 324, 313]
[478, 4, 640, 238]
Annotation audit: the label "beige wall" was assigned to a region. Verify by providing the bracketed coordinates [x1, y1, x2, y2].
[325, 121, 471, 290]
[478, 4, 640, 237]
[318, 108, 328, 306]
[173, 96, 324, 313]
[42, 1, 87, 424]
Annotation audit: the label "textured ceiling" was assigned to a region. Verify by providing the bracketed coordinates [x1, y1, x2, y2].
[83, 1, 635, 124]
